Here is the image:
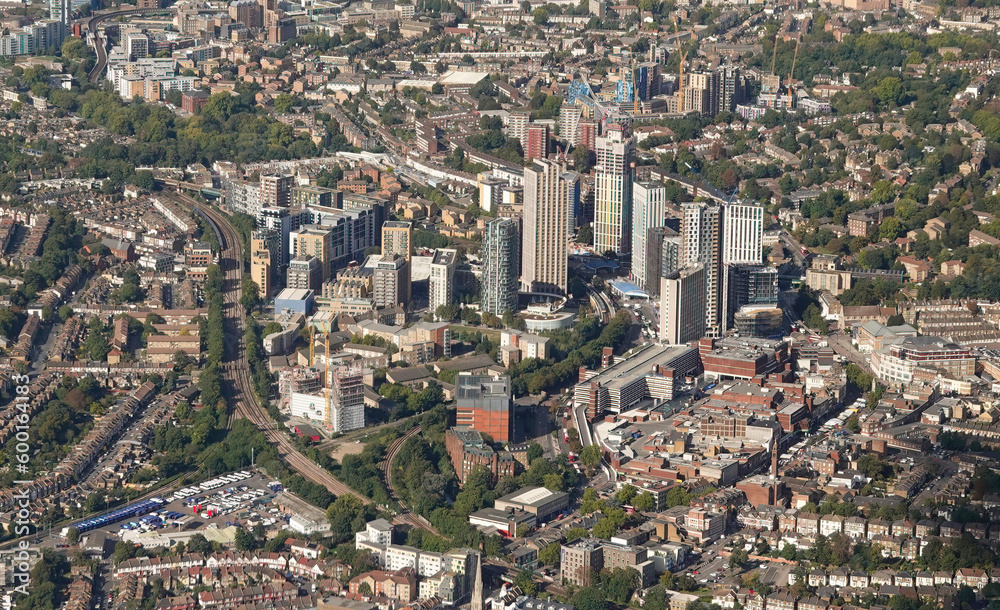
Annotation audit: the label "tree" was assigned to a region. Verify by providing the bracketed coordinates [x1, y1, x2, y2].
[576, 224, 593, 245]
[539, 542, 561, 566]
[729, 548, 749, 571]
[573, 586, 608, 610]
[592, 517, 617, 539]
[58, 304, 73, 322]
[532, 7, 550, 23]
[241, 275, 261, 310]
[879, 217, 903, 241]
[602, 567, 640, 605]
[66, 527, 79, 545]
[526, 442, 544, 463]
[234, 527, 256, 551]
[580, 444, 602, 469]
[633, 491, 655, 511]
[515, 568, 539, 596]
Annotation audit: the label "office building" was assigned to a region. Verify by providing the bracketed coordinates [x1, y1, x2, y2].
[382, 221, 413, 260]
[723, 203, 764, 265]
[594, 124, 635, 256]
[680, 203, 724, 336]
[525, 125, 550, 161]
[374, 255, 410, 309]
[287, 256, 323, 291]
[456, 373, 514, 442]
[632, 62, 661, 101]
[870, 337, 975, 385]
[522, 159, 568, 295]
[251, 237, 272, 299]
[429, 249, 458, 315]
[631, 181, 666, 292]
[660, 264, 707, 345]
[260, 173, 293, 208]
[481, 218, 519, 316]
[290, 226, 333, 281]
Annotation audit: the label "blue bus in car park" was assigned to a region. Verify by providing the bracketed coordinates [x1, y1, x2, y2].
[61, 498, 166, 536]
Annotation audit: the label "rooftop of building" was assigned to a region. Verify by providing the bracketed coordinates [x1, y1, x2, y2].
[581, 344, 696, 392]
[275, 288, 314, 301]
[496, 486, 568, 508]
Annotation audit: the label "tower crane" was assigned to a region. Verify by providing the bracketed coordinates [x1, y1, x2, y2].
[673, 20, 689, 113]
[787, 37, 800, 106]
[324, 332, 332, 429]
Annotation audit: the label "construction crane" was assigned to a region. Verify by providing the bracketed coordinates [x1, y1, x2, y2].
[787, 37, 800, 105]
[673, 20, 689, 113]
[309, 326, 315, 367]
[770, 34, 778, 77]
[324, 333, 332, 429]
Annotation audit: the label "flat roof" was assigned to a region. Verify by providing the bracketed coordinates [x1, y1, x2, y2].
[581, 344, 696, 392]
[498, 486, 567, 508]
[610, 280, 648, 299]
[275, 288, 314, 301]
[439, 70, 489, 85]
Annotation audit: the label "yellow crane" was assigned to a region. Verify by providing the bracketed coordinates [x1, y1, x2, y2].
[324, 332, 332, 429]
[674, 20, 688, 113]
[788, 37, 801, 100]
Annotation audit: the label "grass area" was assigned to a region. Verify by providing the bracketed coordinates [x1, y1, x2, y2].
[450, 324, 501, 341]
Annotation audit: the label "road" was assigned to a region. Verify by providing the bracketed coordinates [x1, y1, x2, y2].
[826, 332, 872, 373]
[174, 191, 369, 503]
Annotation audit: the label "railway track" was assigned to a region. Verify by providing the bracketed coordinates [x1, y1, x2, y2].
[171, 190, 369, 504]
[379, 426, 439, 535]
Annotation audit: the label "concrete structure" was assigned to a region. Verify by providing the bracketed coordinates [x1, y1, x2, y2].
[481, 218, 519, 316]
[429, 249, 458, 315]
[574, 344, 700, 420]
[374, 255, 410, 309]
[456, 373, 514, 442]
[722, 203, 764, 265]
[594, 124, 636, 256]
[631, 181, 666, 294]
[522, 159, 568, 295]
[560, 539, 603, 587]
[680, 203, 723, 337]
[275, 288, 315, 315]
[660, 264, 707, 345]
[382, 221, 413, 260]
[495, 486, 569, 523]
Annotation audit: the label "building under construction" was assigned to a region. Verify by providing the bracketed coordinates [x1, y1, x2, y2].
[286, 362, 365, 433]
